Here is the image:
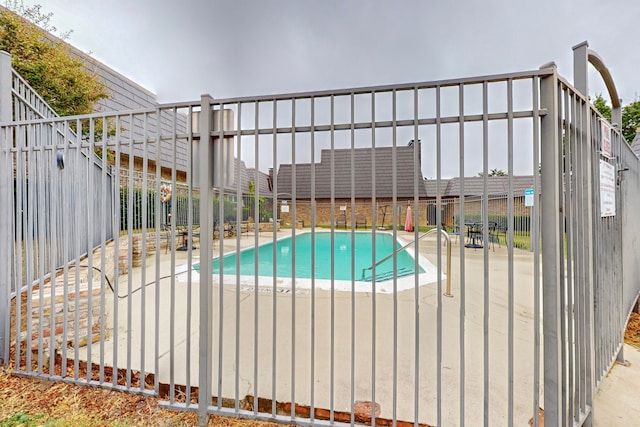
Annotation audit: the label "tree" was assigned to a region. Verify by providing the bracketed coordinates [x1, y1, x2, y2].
[622, 101, 640, 143]
[0, 3, 108, 116]
[478, 168, 507, 177]
[244, 180, 270, 222]
[592, 94, 611, 122]
[593, 94, 640, 143]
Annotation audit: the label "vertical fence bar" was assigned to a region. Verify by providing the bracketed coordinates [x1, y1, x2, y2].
[309, 96, 316, 423]
[14, 125, 24, 370]
[48, 124, 58, 376]
[73, 119, 82, 380]
[562, 87, 574, 426]
[413, 86, 420, 427]
[0, 50, 12, 367]
[481, 80, 490, 427]
[153, 112, 162, 394]
[540, 65, 563, 427]
[85, 119, 95, 378]
[458, 82, 467, 427]
[170, 108, 179, 402]
[435, 85, 443, 427]
[580, 98, 595, 420]
[572, 41, 596, 423]
[573, 95, 584, 420]
[391, 89, 398, 426]
[36, 123, 46, 374]
[140, 113, 150, 392]
[98, 116, 108, 383]
[290, 98, 297, 419]
[349, 91, 356, 426]
[112, 116, 121, 387]
[234, 103, 242, 412]
[197, 95, 214, 427]
[270, 100, 278, 417]
[329, 94, 335, 423]
[25, 124, 33, 373]
[506, 78, 515, 427]
[532, 75, 541, 427]
[126, 114, 134, 388]
[570, 92, 583, 423]
[583, 101, 595, 422]
[252, 101, 260, 417]
[185, 105, 195, 404]
[216, 104, 226, 411]
[59, 121, 69, 377]
[556, 82, 568, 427]
[370, 91, 377, 426]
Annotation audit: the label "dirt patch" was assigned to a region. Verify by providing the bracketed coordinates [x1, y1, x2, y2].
[625, 311, 640, 349]
[0, 369, 277, 426]
[4, 311, 640, 426]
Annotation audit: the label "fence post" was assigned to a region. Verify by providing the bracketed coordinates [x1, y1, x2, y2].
[573, 43, 600, 426]
[0, 51, 12, 366]
[540, 63, 564, 426]
[196, 95, 214, 427]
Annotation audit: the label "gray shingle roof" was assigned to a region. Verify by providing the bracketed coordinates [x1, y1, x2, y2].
[426, 175, 536, 197]
[245, 168, 273, 197]
[229, 160, 275, 197]
[276, 145, 427, 198]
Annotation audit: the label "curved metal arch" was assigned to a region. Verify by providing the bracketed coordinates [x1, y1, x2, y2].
[587, 48, 621, 109]
[574, 41, 622, 128]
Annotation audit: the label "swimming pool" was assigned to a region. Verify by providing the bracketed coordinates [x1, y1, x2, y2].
[183, 231, 440, 293]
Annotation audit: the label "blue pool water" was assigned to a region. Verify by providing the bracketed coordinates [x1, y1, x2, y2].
[198, 231, 424, 282]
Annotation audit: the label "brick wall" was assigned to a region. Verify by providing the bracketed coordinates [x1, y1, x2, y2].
[278, 196, 530, 229]
[27, 283, 105, 351]
[16, 235, 163, 353]
[279, 199, 428, 229]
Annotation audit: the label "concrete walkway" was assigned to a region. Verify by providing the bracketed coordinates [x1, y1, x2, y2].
[594, 344, 640, 426]
[84, 229, 640, 426]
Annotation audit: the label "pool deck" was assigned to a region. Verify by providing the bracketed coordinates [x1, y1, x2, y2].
[89, 228, 640, 426]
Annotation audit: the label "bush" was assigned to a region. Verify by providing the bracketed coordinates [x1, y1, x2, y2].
[119, 187, 240, 231]
[119, 187, 157, 230]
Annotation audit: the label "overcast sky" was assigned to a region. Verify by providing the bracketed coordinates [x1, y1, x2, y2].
[16, 0, 640, 177]
[27, 0, 639, 105]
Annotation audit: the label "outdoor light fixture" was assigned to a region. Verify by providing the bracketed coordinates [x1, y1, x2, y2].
[56, 150, 64, 170]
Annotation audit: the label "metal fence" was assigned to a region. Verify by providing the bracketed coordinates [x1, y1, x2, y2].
[1, 45, 639, 427]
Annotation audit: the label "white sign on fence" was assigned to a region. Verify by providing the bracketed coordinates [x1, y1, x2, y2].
[599, 159, 616, 217]
[524, 188, 534, 207]
[601, 119, 612, 158]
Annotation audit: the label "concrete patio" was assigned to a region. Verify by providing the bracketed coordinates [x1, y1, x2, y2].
[83, 228, 640, 426]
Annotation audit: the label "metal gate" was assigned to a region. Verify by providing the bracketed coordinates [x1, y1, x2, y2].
[1, 43, 639, 427]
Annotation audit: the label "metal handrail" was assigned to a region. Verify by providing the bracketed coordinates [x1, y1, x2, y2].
[361, 228, 453, 297]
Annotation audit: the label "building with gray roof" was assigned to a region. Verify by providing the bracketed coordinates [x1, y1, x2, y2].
[425, 175, 536, 198]
[277, 145, 427, 199]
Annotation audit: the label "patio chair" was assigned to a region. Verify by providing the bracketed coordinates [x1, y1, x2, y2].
[487, 221, 499, 251]
[355, 214, 367, 229]
[176, 225, 200, 251]
[497, 224, 509, 248]
[336, 211, 347, 228]
[449, 223, 461, 244]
